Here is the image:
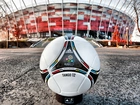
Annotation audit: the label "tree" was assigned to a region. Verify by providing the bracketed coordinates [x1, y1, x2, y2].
[13, 24, 21, 39]
[112, 25, 120, 47]
[130, 0, 140, 33]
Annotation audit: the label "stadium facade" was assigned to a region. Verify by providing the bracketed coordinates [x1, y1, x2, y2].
[0, 0, 135, 40]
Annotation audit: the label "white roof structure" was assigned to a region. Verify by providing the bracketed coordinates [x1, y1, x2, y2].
[0, 0, 136, 20]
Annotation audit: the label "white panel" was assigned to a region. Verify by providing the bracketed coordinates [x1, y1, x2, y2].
[55, 12, 62, 16]
[79, 4, 87, 8]
[78, 15, 84, 20]
[48, 72, 91, 96]
[25, 19, 30, 24]
[48, 10, 55, 12]
[92, 5, 98, 10]
[54, 4, 62, 9]
[91, 18, 96, 20]
[74, 36, 100, 70]
[131, 24, 140, 42]
[16, 17, 20, 21]
[63, 17, 70, 20]
[63, 11, 70, 14]
[42, 16, 48, 21]
[48, 77, 61, 94]
[70, 20, 76, 22]
[64, 4, 77, 8]
[30, 15, 35, 20]
[84, 11, 90, 15]
[109, 25, 112, 28]
[49, 23, 56, 26]
[31, 23, 35, 26]
[35, 0, 46, 5]
[83, 22, 90, 25]
[34, 13, 39, 17]
[63, 0, 76, 3]
[92, 13, 97, 16]
[106, 15, 111, 18]
[37, 5, 46, 11]
[96, 14, 102, 16]
[99, 26, 104, 29]
[70, 9, 77, 13]
[40, 36, 65, 70]
[102, 17, 108, 20]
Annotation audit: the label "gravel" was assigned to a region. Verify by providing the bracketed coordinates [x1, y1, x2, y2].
[0, 48, 140, 105]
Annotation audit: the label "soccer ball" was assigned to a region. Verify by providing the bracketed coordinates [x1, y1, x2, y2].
[40, 35, 100, 104]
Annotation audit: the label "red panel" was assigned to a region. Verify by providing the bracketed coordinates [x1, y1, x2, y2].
[65, 22, 76, 26]
[56, 22, 62, 25]
[55, 9, 61, 12]
[63, 8, 70, 12]
[77, 20, 86, 30]
[96, 16, 101, 21]
[29, 12, 33, 15]
[24, 16, 29, 19]
[85, 6, 92, 10]
[23, 10, 29, 15]
[64, 20, 70, 24]
[38, 22, 48, 27]
[91, 21, 99, 26]
[77, 25, 87, 30]
[78, 11, 84, 15]
[84, 15, 90, 21]
[49, 18, 62, 22]
[30, 20, 35, 23]
[92, 10, 102, 14]
[97, 6, 103, 9]
[70, 3, 77, 6]
[48, 12, 55, 16]
[20, 28, 27, 34]
[108, 26, 114, 32]
[70, 14, 77, 20]
[38, 27, 48, 32]
[47, 6, 55, 10]
[63, 14, 71, 17]
[50, 26, 62, 31]
[49, 17, 62, 21]
[64, 19, 75, 30]
[78, 20, 84, 24]
[91, 20, 99, 31]
[36, 17, 42, 23]
[91, 26, 98, 30]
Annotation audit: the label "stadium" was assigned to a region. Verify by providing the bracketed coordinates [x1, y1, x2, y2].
[0, 0, 135, 41]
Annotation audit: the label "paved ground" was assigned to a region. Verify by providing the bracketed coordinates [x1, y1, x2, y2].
[0, 47, 140, 105]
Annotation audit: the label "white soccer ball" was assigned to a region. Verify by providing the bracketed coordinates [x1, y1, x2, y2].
[40, 35, 100, 104]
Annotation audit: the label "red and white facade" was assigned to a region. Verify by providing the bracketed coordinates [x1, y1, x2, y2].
[0, 2, 134, 39]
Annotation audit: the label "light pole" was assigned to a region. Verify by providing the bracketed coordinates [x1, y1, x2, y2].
[17, 25, 22, 47]
[126, 27, 129, 48]
[6, 28, 10, 48]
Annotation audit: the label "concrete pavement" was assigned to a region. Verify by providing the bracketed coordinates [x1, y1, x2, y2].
[0, 47, 140, 105]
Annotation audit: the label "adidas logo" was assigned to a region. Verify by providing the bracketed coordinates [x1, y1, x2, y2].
[65, 49, 73, 53]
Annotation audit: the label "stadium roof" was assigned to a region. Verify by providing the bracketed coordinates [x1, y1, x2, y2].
[0, 0, 137, 20]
